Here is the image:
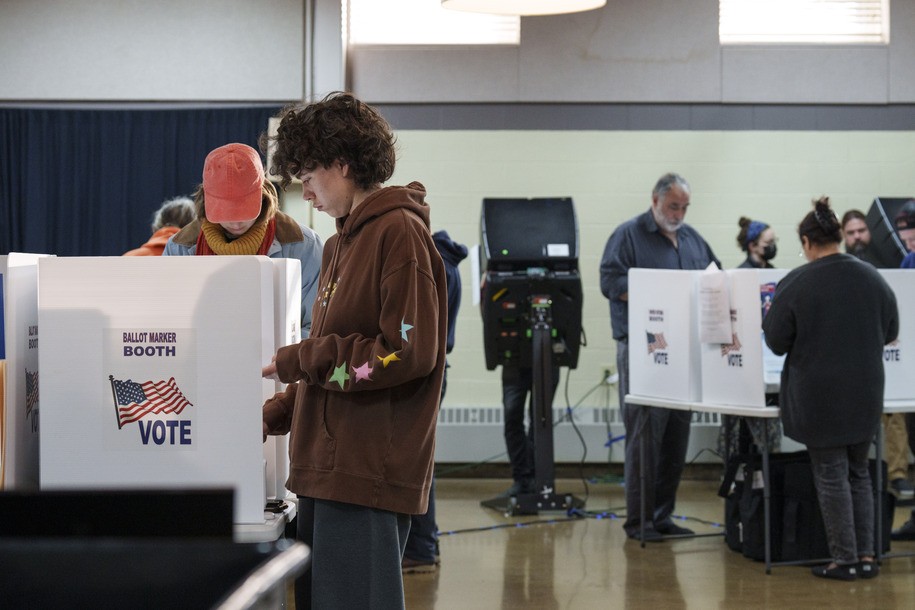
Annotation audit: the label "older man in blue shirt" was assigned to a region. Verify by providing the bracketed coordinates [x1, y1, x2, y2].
[599, 172, 720, 542]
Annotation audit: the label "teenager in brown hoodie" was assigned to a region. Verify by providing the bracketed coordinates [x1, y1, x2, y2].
[261, 92, 446, 610]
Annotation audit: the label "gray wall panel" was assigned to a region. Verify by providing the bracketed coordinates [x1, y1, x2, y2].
[0, 0, 305, 102]
[889, 0, 915, 101]
[721, 46, 889, 104]
[517, 1, 721, 102]
[374, 103, 915, 131]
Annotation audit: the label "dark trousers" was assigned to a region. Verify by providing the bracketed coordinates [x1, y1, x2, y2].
[296, 496, 411, 609]
[808, 441, 875, 565]
[403, 479, 437, 563]
[617, 339, 691, 535]
[403, 370, 447, 563]
[502, 365, 561, 483]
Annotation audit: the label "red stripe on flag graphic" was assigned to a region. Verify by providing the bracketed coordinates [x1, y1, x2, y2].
[112, 377, 193, 428]
[647, 331, 668, 354]
[720, 333, 742, 356]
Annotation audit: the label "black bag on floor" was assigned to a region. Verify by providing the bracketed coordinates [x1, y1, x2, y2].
[720, 451, 892, 562]
[718, 451, 797, 561]
[779, 460, 829, 561]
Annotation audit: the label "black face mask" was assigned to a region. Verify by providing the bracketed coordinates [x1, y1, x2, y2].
[761, 243, 777, 261]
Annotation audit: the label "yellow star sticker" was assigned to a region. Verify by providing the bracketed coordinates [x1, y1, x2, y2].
[376, 353, 401, 368]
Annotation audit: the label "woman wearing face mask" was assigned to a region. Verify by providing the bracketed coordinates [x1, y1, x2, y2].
[718, 217, 782, 459]
[737, 217, 778, 268]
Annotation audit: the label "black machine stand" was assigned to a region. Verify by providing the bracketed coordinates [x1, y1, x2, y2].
[481, 292, 584, 516]
[478, 196, 585, 516]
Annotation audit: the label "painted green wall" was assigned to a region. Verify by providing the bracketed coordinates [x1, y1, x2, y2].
[284, 130, 915, 411]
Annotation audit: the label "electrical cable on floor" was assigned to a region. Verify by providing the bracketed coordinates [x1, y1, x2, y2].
[436, 508, 724, 538]
[434, 367, 726, 532]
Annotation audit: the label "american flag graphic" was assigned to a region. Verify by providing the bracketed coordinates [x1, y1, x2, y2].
[25, 369, 39, 416]
[647, 331, 668, 354]
[110, 376, 193, 428]
[721, 333, 742, 356]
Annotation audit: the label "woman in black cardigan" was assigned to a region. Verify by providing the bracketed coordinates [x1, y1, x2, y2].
[763, 197, 899, 581]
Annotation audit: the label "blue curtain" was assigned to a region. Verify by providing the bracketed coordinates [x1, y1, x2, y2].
[0, 106, 281, 256]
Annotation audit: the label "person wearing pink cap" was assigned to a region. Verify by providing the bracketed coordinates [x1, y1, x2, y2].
[260, 92, 446, 610]
[163, 142, 323, 335]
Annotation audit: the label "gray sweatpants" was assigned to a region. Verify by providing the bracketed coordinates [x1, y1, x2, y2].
[296, 496, 411, 609]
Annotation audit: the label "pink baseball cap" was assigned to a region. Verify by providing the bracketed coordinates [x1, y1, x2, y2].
[202, 143, 265, 223]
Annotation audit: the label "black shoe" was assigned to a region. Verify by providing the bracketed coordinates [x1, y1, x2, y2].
[811, 563, 857, 581]
[857, 561, 879, 579]
[402, 556, 440, 574]
[655, 522, 695, 536]
[891, 519, 915, 541]
[627, 528, 663, 542]
[500, 478, 534, 497]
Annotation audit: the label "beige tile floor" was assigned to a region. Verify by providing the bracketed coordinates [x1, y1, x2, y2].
[402, 478, 915, 609]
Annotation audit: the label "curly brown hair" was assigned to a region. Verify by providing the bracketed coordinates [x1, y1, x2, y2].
[262, 92, 396, 190]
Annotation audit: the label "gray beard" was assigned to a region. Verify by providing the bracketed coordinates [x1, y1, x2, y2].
[849, 241, 868, 255]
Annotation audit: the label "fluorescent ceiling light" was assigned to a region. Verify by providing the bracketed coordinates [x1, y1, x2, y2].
[442, 0, 607, 17]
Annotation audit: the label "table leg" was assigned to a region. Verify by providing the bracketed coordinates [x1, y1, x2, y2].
[762, 422, 772, 574]
[640, 405, 647, 548]
[875, 423, 883, 564]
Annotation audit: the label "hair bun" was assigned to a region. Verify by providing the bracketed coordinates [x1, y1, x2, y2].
[813, 197, 839, 233]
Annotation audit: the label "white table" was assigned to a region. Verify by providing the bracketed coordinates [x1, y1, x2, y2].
[234, 500, 297, 543]
[625, 395, 781, 571]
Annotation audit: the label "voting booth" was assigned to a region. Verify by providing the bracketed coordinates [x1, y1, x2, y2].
[881, 270, 914, 400]
[38, 256, 297, 524]
[628, 269, 702, 401]
[1, 253, 51, 490]
[700, 269, 788, 407]
[264, 259, 301, 501]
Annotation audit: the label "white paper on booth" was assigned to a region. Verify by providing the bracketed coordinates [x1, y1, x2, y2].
[699, 263, 732, 343]
[880, 270, 913, 400]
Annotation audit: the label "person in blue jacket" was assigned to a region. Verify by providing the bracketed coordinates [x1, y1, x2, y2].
[401, 229, 467, 573]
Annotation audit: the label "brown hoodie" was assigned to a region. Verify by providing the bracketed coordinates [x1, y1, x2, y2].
[262, 181, 446, 515]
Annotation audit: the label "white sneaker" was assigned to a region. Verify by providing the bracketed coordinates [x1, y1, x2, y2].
[890, 478, 914, 499]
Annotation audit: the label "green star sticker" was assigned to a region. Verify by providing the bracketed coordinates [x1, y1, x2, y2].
[329, 362, 350, 389]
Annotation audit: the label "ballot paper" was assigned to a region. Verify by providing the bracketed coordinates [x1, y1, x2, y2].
[699, 262, 732, 344]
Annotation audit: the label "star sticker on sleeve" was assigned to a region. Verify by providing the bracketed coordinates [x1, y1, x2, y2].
[400, 319, 414, 342]
[329, 362, 350, 389]
[376, 352, 401, 368]
[352, 362, 373, 383]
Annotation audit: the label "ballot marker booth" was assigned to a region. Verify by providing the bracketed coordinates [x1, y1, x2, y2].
[881, 270, 914, 400]
[629, 267, 801, 409]
[1, 253, 50, 492]
[0, 255, 308, 607]
[628, 265, 912, 421]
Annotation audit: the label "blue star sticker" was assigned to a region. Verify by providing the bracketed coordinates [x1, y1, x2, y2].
[400, 319, 413, 342]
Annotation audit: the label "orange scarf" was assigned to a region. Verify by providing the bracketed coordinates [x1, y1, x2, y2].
[195, 218, 276, 256]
